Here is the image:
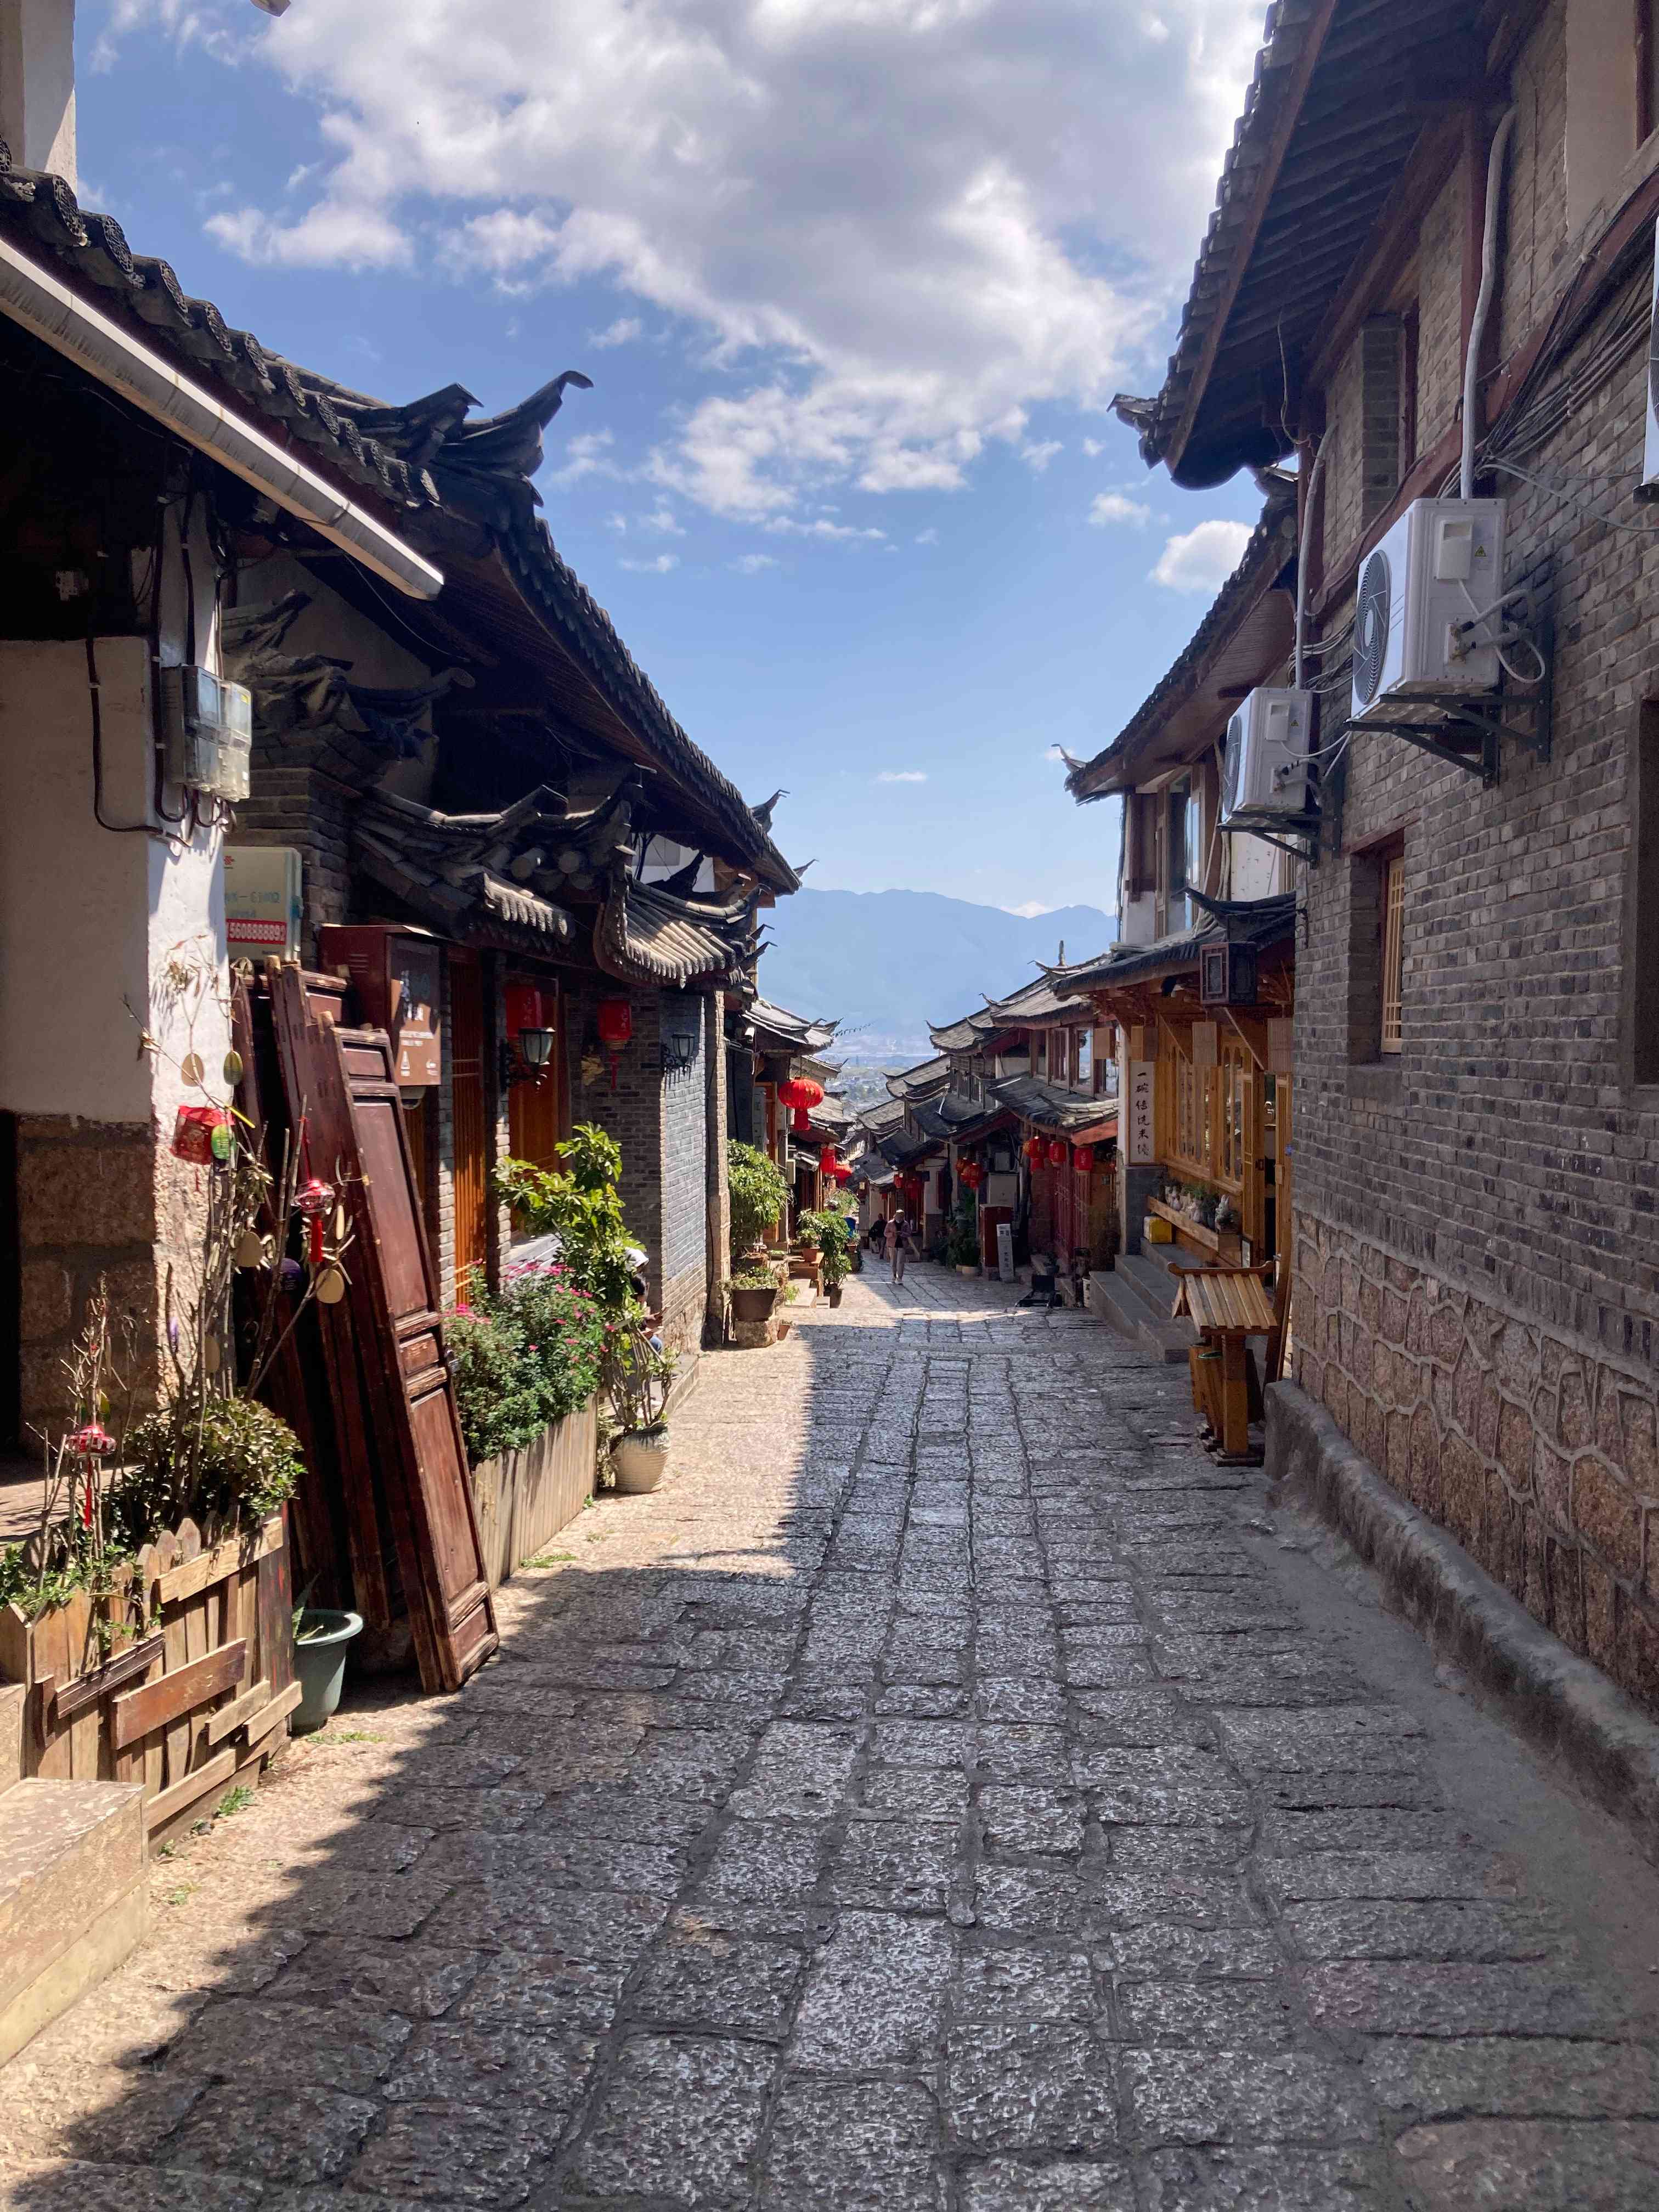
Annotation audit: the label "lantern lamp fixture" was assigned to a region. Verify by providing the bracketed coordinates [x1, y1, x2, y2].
[660, 1028, 697, 1076]
[500, 1027, 556, 1088]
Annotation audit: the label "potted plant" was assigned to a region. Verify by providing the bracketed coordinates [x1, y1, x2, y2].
[292, 1596, 363, 1731]
[603, 1312, 677, 1493]
[947, 1204, 982, 1276]
[727, 1263, 783, 1327]
[729, 1142, 791, 1264]
[796, 1209, 853, 1307]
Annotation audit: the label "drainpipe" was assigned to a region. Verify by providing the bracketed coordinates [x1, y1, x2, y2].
[1460, 108, 1517, 501]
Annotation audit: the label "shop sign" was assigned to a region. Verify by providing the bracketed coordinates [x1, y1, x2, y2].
[1126, 1062, 1156, 1164]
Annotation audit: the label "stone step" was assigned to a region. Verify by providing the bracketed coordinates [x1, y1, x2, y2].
[0, 1778, 148, 2067]
[1139, 1319, 1199, 1365]
[0, 1683, 24, 1796]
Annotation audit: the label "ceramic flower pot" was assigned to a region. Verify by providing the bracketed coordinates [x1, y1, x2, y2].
[729, 1283, 780, 1326]
[613, 1427, 670, 1494]
[827, 1285, 843, 1307]
[292, 1610, 363, 1733]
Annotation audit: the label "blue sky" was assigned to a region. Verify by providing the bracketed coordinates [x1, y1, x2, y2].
[83, 0, 1267, 914]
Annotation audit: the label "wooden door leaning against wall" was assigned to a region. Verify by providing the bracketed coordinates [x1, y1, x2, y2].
[449, 951, 489, 1302]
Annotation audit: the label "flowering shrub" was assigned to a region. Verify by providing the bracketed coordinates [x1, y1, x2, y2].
[446, 1263, 607, 1467]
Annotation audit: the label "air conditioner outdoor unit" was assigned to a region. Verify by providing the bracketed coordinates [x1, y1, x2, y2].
[1220, 686, 1312, 825]
[1350, 496, 1506, 724]
[161, 665, 253, 803]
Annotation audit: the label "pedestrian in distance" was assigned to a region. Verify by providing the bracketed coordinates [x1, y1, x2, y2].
[887, 1209, 910, 1284]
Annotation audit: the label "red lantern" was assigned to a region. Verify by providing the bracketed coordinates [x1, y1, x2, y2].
[505, 983, 544, 1035]
[777, 1075, 825, 1132]
[296, 1175, 334, 1267]
[1047, 1139, 1068, 1169]
[70, 1424, 115, 1459]
[958, 1161, 984, 1192]
[820, 1145, 839, 1173]
[596, 997, 632, 1091]
[1024, 1135, 1045, 1164]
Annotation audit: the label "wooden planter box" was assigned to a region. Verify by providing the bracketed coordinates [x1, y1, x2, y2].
[470, 1401, 598, 1590]
[0, 1513, 297, 1839]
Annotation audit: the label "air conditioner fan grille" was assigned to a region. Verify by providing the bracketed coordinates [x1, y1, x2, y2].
[1353, 549, 1390, 706]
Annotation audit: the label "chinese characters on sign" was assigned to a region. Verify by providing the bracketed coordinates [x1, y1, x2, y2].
[1127, 1063, 1156, 1165]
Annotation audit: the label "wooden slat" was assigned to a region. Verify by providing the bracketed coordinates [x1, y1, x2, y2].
[143, 1744, 237, 1837]
[32, 1605, 71, 1779]
[241, 1680, 303, 1750]
[49, 1632, 165, 1726]
[151, 1519, 283, 1609]
[257, 1520, 294, 1699]
[112, 1649, 163, 1784]
[112, 1639, 246, 1752]
[204, 1678, 270, 1746]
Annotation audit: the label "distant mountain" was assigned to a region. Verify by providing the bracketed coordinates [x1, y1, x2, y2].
[758, 888, 1118, 1063]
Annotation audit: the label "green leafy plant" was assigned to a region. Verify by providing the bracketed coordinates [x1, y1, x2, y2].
[117, 1393, 302, 1546]
[729, 1142, 789, 1260]
[445, 1301, 546, 1467]
[602, 1310, 676, 1440]
[494, 1126, 640, 1308]
[445, 1260, 608, 1469]
[795, 1208, 853, 1290]
[946, 1204, 981, 1267]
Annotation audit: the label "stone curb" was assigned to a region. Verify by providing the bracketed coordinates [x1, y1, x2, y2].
[1265, 1379, 1659, 1863]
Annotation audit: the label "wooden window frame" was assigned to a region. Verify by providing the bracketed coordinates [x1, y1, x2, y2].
[1633, 702, 1659, 1085]
[1380, 849, 1406, 1055]
[1641, 0, 1656, 148]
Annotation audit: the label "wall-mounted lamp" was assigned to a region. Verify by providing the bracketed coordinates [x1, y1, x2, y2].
[660, 1026, 697, 1076]
[500, 1026, 556, 1088]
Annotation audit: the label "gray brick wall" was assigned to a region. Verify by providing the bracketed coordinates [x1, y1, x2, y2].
[1294, 19, 1659, 1712]
[661, 989, 708, 1287]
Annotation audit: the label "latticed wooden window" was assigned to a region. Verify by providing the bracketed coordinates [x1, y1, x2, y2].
[1176, 1058, 1200, 1164]
[1380, 850, 1406, 1053]
[1220, 1040, 1248, 1183]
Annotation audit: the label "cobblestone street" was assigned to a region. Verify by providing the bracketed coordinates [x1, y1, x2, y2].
[7, 1263, 1659, 2210]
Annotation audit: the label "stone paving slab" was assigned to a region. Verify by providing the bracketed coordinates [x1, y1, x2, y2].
[4, 1259, 1659, 2209]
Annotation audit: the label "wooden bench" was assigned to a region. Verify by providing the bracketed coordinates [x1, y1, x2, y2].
[1169, 1263, 1278, 1462]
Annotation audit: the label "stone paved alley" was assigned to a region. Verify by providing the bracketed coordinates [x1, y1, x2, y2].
[7, 1266, 1659, 2210]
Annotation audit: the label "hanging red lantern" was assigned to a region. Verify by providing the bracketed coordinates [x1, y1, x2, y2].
[1075, 1145, 1095, 1174]
[596, 997, 633, 1092]
[958, 1160, 984, 1192]
[1047, 1138, 1068, 1169]
[296, 1175, 334, 1267]
[70, 1424, 115, 1459]
[820, 1145, 839, 1173]
[172, 1104, 228, 1165]
[1024, 1135, 1045, 1164]
[777, 1075, 825, 1132]
[505, 983, 544, 1035]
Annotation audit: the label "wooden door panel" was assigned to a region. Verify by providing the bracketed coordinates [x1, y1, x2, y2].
[268, 964, 497, 1695]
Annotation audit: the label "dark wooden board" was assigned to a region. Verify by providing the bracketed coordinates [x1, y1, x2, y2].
[110, 1639, 246, 1751]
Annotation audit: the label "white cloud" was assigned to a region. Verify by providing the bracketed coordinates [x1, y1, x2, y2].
[619, 553, 679, 574]
[877, 770, 928, 784]
[1082, 437, 1106, 457]
[588, 315, 644, 348]
[915, 527, 940, 546]
[640, 502, 686, 536]
[605, 510, 629, 534]
[1090, 490, 1151, 528]
[763, 517, 887, 543]
[549, 428, 621, 487]
[732, 553, 778, 573]
[1021, 439, 1063, 473]
[1003, 899, 1055, 917]
[176, 0, 1265, 520]
[1150, 516, 1252, 592]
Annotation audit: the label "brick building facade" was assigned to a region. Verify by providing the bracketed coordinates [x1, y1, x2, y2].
[1114, 0, 1659, 1711]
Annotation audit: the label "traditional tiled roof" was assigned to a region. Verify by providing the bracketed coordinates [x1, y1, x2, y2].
[859, 1097, 906, 1136]
[749, 998, 839, 1054]
[1119, 0, 1485, 488]
[0, 153, 795, 889]
[1066, 484, 1297, 804]
[984, 973, 1091, 1026]
[886, 1057, 950, 1103]
[594, 873, 762, 990]
[929, 1008, 996, 1053]
[351, 786, 578, 952]
[1051, 893, 1297, 993]
[991, 1073, 1116, 1138]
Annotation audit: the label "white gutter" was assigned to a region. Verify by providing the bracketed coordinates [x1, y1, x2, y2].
[0, 235, 444, 600]
[1460, 108, 1517, 503]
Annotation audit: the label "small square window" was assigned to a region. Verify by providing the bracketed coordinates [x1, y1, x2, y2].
[1348, 835, 1405, 1065]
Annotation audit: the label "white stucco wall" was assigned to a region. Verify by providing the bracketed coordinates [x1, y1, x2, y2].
[0, 636, 223, 1124]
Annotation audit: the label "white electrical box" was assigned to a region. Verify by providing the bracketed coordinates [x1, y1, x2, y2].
[1350, 496, 1506, 724]
[161, 665, 253, 802]
[1220, 686, 1313, 824]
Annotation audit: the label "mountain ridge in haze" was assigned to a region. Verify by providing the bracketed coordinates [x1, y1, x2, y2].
[758, 887, 1118, 1062]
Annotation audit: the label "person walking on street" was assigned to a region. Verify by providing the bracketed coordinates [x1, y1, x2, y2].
[886, 1209, 909, 1284]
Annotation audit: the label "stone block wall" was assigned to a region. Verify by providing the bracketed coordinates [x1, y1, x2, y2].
[1295, 25, 1659, 1713]
[1294, 1214, 1659, 1708]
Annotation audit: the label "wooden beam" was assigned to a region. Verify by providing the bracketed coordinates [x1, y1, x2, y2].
[110, 1640, 247, 1752]
[1164, 0, 1345, 476]
[1307, 119, 1463, 390]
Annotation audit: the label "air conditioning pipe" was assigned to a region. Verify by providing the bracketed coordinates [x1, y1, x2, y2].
[0, 234, 444, 600]
[1460, 107, 1517, 502]
[1293, 437, 1326, 691]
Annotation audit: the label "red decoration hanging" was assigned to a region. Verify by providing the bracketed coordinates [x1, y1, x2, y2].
[596, 998, 633, 1048]
[1047, 1138, 1068, 1169]
[505, 983, 544, 1036]
[958, 1160, 984, 1192]
[1074, 1146, 1095, 1173]
[1024, 1135, 1045, 1163]
[296, 1176, 334, 1268]
[820, 1145, 839, 1173]
[70, 1424, 115, 1458]
[777, 1075, 824, 1133]
[171, 1104, 228, 1165]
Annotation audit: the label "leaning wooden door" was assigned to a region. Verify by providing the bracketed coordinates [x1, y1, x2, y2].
[449, 951, 488, 1301]
[270, 966, 498, 1695]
